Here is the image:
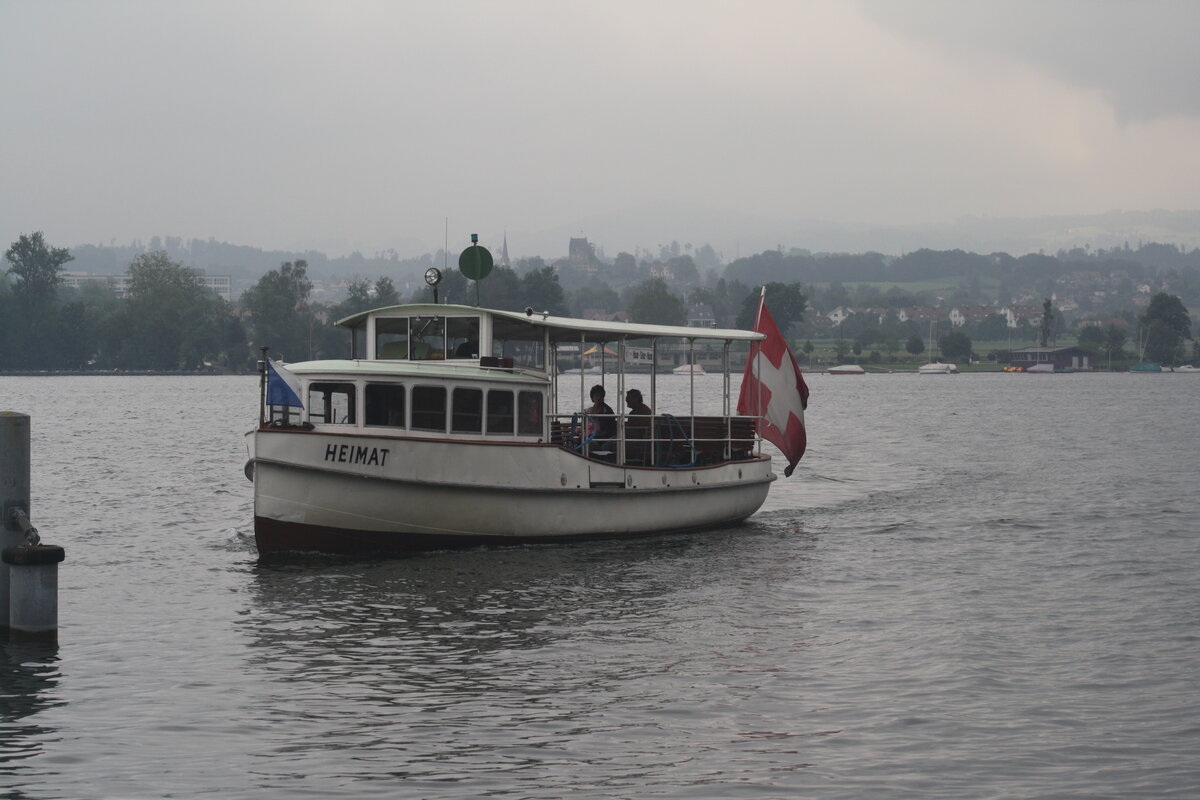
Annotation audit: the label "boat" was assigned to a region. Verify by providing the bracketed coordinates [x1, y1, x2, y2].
[918, 362, 958, 375]
[672, 363, 706, 375]
[1130, 363, 1163, 373]
[247, 303, 789, 557]
[1026, 363, 1055, 374]
[918, 320, 957, 374]
[828, 364, 866, 375]
[1172, 364, 1200, 373]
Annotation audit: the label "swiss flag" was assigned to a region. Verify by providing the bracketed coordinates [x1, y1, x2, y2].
[737, 293, 809, 477]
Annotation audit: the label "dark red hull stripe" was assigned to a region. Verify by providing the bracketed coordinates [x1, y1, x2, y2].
[253, 515, 750, 558]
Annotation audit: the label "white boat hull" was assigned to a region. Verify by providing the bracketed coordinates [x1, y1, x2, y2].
[252, 430, 774, 555]
[918, 363, 958, 374]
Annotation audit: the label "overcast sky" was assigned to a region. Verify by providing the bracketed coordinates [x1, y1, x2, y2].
[3, 0, 1199, 259]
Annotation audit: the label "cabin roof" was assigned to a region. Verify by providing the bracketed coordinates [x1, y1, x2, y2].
[1009, 346, 1092, 355]
[282, 359, 544, 384]
[336, 303, 764, 344]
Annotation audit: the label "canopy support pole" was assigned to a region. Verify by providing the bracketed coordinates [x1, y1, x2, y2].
[689, 337, 696, 447]
[723, 339, 731, 460]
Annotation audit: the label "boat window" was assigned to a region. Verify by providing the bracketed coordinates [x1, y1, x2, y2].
[447, 316, 480, 359]
[308, 382, 356, 425]
[267, 406, 302, 426]
[410, 316, 445, 360]
[518, 391, 543, 435]
[486, 390, 514, 435]
[375, 317, 410, 359]
[452, 387, 483, 433]
[365, 383, 406, 428]
[411, 386, 446, 432]
[492, 317, 545, 370]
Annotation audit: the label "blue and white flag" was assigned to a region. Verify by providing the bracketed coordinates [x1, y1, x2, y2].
[266, 358, 304, 409]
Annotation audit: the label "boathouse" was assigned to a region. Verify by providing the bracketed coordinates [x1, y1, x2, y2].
[1009, 346, 1095, 371]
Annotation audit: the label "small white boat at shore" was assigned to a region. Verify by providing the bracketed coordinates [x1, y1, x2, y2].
[247, 302, 798, 557]
[918, 362, 958, 375]
[672, 363, 706, 375]
[828, 364, 866, 375]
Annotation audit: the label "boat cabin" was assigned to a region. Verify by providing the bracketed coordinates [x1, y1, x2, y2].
[264, 303, 765, 469]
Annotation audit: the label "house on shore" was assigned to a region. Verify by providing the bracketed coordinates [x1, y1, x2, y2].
[1009, 346, 1096, 371]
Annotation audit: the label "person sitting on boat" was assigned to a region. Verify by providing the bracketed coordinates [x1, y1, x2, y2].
[624, 388, 653, 465]
[585, 384, 617, 459]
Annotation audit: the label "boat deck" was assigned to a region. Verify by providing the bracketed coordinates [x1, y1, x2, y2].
[550, 414, 757, 467]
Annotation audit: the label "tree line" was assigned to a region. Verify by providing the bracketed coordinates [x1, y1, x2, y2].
[8, 231, 1193, 371]
[724, 243, 1200, 288]
[2, 232, 810, 371]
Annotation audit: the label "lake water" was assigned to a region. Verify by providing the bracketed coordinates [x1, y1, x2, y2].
[2, 372, 1198, 799]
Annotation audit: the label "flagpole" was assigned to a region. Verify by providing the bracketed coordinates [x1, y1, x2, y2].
[755, 287, 765, 457]
[258, 345, 268, 427]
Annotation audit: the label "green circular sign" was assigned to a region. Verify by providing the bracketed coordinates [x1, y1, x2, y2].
[458, 245, 494, 281]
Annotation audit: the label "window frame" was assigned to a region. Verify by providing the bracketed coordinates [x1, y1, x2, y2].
[307, 382, 357, 425]
[410, 384, 448, 432]
[451, 386, 484, 434]
[364, 382, 407, 429]
[485, 389, 515, 436]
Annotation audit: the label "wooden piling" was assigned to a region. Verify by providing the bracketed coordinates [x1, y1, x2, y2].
[1, 412, 32, 627]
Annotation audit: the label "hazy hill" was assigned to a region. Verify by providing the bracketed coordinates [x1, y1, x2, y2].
[56, 209, 1200, 291]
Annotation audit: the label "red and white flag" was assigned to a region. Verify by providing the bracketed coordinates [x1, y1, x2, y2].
[737, 291, 809, 477]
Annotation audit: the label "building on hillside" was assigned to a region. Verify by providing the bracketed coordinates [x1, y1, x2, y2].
[827, 306, 853, 325]
[61, 270, 233, 301]
[1077, 317, 1130, 331]
[949, 305, 995, 327]
[998, 305, 1042, 328]
[499, 233, 512, 268]
[568, 237, 595, 265]
[1009, 345, 1095, 371]
[687, 303, 715, 328]
[896, 306, 943, 324]
[552, 236, 601, 282]
[582, 308, 629, 323]
[648, 262, 674, 281]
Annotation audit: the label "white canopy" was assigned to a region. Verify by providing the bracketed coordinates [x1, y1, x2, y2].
[337, 303, 764, 344]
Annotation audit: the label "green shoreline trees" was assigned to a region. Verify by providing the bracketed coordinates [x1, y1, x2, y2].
[1139, 293, 1192, 365]
[3, 232, 1195, 371]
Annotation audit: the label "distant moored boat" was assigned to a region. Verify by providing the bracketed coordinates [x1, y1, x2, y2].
[918, 362, 958, 375]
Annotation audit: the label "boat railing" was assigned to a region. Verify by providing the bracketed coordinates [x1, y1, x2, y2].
[549, 413, 757, 467]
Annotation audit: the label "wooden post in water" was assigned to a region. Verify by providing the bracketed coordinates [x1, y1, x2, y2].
[1, 412, 32, 627]
[1, 412, 65, 639]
